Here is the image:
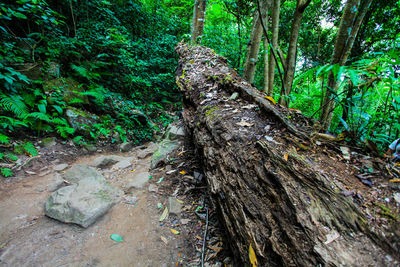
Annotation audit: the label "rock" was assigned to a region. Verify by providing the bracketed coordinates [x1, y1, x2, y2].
[125, 172, 150, 190]
[120, 142, 133, 152]
[53, 163, 68, 171]
[150, 122, 185, 169]
[44, 176, 123, 228]
[39, 170, 51, 177]
[65, 107, 99, 134]
[64, 164, 103, 184]
[137, 149, 153, 159]
[112, 159, 132, 170]
[148, 184, 158, 193]
[47, 173, 65, 192]
[168, 197, 182, 216]
[229, 92, 239, 100]
[41, 137, 57, 148]
[394, 193, 400, 204]
[43, 78, 89, 105]
[84, 144, 97, 152]
[92, 155, 126, 168]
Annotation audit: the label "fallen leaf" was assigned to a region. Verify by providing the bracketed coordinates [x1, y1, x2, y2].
[159, 207, 168, 222]
[389, 178, 400, 183]
[249, 244, 258, 267]
[181, 219, 191, 225]
[324, 231, 340, 245]
[264, 96, 276, 104]
[208, 245, 223, 253]
[130, 169, 136, 173]
[179, 170, 187, 175]
[236, 121, 254, 127]
[195, 235, 202, 240]
[110, 234, 123, 242]
[161, 236, 168, 244]
[177, 151, 184, 156]
[156, 177, 164, 184]
[177, 199, 184, 204]
[284, 153, 288, 161]
[170, 229, 180, 235]
[25, 170, 36, 175]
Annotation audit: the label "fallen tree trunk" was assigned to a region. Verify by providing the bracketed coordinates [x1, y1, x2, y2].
[176, 42, 398, 266]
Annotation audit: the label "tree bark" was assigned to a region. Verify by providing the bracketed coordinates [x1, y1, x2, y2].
[279, 0, 311, 106]
[267, 0, 280, 95]
[242, 1, 270, 84]
[319, 0, 372, 129]
[176, 42, 397, 266]
[263, 37, 269, 92]
[191, 0, 207, 44]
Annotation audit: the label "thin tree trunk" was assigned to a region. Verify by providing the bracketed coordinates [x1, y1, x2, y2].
[279, 0, 311, 106]
[191, 0, 207, 44]
[263, 37, 269, 92]
[267, 0, 280, 95]
[320, 0, 372, 129]
[242, 10, 265, 84]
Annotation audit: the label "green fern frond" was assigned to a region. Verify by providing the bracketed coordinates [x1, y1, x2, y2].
[0, 133, 10, 144]
[25, 112, 52, 122]
[23, 142, 38, 156]
[0, 116, 28, 130]
[0, 93, 29, 118]
[56, 125, 75, 138]
[1, 168, 13, 178]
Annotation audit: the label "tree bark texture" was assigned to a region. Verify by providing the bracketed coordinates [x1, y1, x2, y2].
[242, 1, 269, 84]
[267, 0, 281, 95]
[263, 37, 269, 92]
[176, 42, 397, 266]
[279, 0, 311, 106]
[191, 0, 207, 44]
[319, 0, 372, 129]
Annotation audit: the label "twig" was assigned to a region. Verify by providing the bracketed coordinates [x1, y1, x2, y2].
[201, 206, 209, 267]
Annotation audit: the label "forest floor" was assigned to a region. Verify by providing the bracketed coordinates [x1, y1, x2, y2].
[0, 140, 231, 267]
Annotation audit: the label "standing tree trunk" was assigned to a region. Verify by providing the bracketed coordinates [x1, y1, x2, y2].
[279, 0, 311, 106]
[242, 1, 270, 84]
[267, 0, 280, 95]
[263, 37, 269, 92]
[191, 0, 207, 44]
[319, 0, 372, 129]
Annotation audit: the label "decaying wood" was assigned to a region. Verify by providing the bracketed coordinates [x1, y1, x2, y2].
[175, 42, 397, 266]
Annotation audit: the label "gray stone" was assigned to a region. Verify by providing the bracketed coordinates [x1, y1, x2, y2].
[65, 107, 99, 134]
[148, 184, 158, 193]
[44, 176, 123, 228]
[112, 159, 132, 170]
[229, 92, 239, 100]
[168, 197, 182, 216]
[53, 163, 68, 172]
[137, 149, 153, 159]
[84, 144, 97, 152]
[93, 155, 126, 168]
[120, 142, 133, 152]
[150, 140, 180, 169]
[126, 172, 150, 190]
[47, 173, 65, 192]
[150, 122, 185, 169]
[64, 164, 103, 184]
[41, 137, 57, 148]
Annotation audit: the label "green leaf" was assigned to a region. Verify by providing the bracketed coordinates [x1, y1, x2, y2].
[1, 168, 13, 178]
[110, 234, 123, 242]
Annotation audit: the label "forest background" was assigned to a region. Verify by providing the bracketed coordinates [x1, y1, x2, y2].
[0, 0, 399, 177]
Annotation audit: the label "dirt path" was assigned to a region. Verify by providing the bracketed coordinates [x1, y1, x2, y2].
[0, 144, 188, 267]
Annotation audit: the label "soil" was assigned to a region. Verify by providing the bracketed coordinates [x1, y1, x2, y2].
[0, 141, 231, 267]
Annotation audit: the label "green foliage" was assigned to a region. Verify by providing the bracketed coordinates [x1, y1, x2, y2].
[1, 168, 13, 178]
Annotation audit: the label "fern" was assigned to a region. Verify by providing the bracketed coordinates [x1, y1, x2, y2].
[1, 168, 13, 178]
[56, 125, 75, 138]
[0, 133, 10, 144]
[23, 142, 38, 156]
[25, 112, 52, 122]
[0, 116, 28, 130]
[0, 93, 29, 118]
